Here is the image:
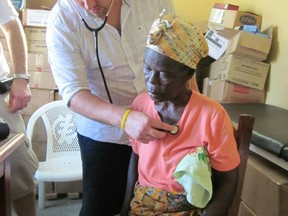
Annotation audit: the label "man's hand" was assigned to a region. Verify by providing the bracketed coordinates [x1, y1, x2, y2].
[124, 110, 174, 143]
[8, 79, 31, 113]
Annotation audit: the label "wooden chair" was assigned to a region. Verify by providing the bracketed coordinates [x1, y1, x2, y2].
[228, 114, 255, 216]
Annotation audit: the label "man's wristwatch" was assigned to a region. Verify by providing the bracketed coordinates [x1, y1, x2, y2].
[13, 73, 31, 83]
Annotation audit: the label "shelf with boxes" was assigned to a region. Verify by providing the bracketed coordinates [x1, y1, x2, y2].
[200, 2, 273, 104]
[208, 2, 262, 31]
[203, 5, 288, 216]
[22, 0, 57, 91]
[20, 0, 59, 130]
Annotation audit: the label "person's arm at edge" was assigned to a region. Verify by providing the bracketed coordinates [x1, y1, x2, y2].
[201, 167, 239, 216]
[120, 152, 139, 216]
[69, 91, 174, 143]
[1, 17, 31, 112]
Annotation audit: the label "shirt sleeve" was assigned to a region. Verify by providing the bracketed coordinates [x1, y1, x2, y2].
[207, 106, 240, 171]
[46, 9, 90, 106]
[0, 0, 18, 25]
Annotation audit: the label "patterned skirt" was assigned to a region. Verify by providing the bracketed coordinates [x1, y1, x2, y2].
[130, 183, 202, 216]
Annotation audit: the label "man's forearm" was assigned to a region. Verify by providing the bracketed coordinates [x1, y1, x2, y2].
[69, 90, 127, 127]
[2, 17, 27, 74]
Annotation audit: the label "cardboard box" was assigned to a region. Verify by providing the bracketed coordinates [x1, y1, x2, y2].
[205, 29, 229, 60]
[29, 71, 57, 90]
[24, 27, 47, 53]
[208, 54, 270, 90]
[28, 53, 51, 72]
[209, 10, 262, 30]
[22, 88, 55, 115]
[22, 8, 51, 27]
[210, 80, 265, 103]
[205, 26, 272, 61]
[213, 3, 239, 11]
[225, 26, 273, 61]
[202, 77, 213, 97]
[24, 27, 46, 41]
[25, 0, 57, 10]
[26, 40, 47, 54]
[241, 154, 288, 216]
[239, 201, 257, 216]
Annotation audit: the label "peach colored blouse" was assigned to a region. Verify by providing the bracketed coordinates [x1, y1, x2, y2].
[130, 92, 240, 192]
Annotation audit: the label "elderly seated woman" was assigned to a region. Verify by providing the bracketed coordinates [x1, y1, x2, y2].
[120, 13, 240, 216]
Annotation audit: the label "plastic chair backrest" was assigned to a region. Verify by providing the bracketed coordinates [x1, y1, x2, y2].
[26, 100, 79, 160]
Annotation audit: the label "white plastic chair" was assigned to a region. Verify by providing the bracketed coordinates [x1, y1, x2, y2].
[26, 100, 82, 209]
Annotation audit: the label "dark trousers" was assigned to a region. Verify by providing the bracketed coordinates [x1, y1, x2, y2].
[78, 133, 132, 216]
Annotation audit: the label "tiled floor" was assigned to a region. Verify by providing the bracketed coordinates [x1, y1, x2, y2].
[36, 195, 82, 216]
[13, 194, 123, 216]
[12, 195, 82, 216]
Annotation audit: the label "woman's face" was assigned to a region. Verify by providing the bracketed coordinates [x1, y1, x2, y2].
[143, 48, 193, 103]
[75, 0, 114, 17]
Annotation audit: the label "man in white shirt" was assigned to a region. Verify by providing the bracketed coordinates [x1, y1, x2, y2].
[0, 0, 38, 215]
[47, 0, 180, 215]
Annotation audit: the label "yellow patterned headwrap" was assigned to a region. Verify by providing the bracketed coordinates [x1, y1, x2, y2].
[147, 13, 208, 69]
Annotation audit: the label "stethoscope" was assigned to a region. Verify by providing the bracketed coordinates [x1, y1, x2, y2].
[70, 0, 115, 104]
[70, 1, 180, 135]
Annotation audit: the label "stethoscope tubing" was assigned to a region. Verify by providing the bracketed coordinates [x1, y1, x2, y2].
[70, 0, 114, 103]
[84, 16, 113, 104]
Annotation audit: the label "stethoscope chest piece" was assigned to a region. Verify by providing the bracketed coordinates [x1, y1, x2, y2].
[170, 125, 179, 135]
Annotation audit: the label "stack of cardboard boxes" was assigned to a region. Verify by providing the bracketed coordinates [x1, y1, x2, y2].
[202, 3, 273, 104]
[21, 0, 57, 161]
[204, 5, 288, 216]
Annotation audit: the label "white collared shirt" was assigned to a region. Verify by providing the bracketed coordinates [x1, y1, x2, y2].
[46, 0, 176, 144]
